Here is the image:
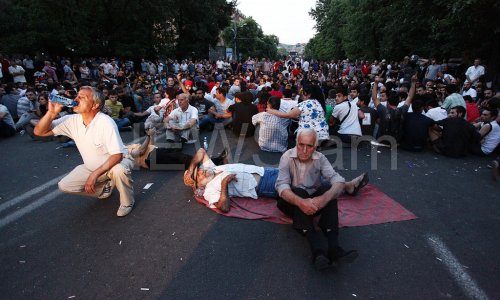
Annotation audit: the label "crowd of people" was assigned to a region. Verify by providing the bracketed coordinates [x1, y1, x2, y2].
[1, 54, 498, 155]
[1, 52, 499, 269]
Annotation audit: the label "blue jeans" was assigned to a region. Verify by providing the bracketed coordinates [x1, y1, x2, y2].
[256, 167, 279, 198]
[115, 118, 131, 129]
[199, 115, 223, 128]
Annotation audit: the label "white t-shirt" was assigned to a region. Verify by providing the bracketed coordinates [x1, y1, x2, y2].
[302, 61, 309, 71]
[279, 99, 298, 112]
[332, 101, 362, 135]
[100, 63, 112, 75]
[9, 65, 27, 83]
[52, 112, 126, 170]
[425, 107, 448, 121]
[168, 105, 198, 127]
[481, 121, 500, 155]
[465, 65, 485, 84]
[145, 98, 170, 118]
[462, 88, 477, 99]
[23, 59, 34, 69]
[203, 161, 265, 206]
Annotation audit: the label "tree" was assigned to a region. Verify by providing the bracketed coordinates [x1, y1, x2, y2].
[306, 0, 500, 71]
[0, 0, 235, 59]
[222, 17, 279, 60]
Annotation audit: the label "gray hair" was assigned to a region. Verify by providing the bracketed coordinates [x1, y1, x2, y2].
[296, 128, 318, 147]
[80, 86, 105, 108]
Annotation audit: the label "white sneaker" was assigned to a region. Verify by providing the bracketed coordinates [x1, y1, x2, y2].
[117, 203, 134, 217]
[98, 180, 114, 199]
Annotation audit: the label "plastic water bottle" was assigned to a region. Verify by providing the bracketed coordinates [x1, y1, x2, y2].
[203, 137, 209, 150]
[49, 94, 78, 107]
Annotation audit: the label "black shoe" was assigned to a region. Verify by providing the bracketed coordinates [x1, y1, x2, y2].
[166, 139, 176, 143]
[219, 148, 229, 159]
[313, 251, 330, 271]
[329, 248, 358, 265]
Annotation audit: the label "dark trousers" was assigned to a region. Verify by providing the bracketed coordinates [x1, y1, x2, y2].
[0, 120, 15, 138]
[277, 186, 339, 256]
[145, 149, 225, 170]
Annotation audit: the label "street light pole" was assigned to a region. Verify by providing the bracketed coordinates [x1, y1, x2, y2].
[233, 22, 237, 62]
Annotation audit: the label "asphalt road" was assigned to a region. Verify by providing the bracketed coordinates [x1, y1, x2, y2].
[0, 128, 499, 299]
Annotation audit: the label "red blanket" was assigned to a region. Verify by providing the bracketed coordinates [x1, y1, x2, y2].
[194, 184, 417, 227]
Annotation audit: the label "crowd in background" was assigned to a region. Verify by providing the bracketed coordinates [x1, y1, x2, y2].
[0, 53, 499, 166]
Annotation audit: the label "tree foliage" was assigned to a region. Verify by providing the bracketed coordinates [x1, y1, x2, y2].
[222, 17, 279, 60]
[306, 0, 500, 64]
[0, 0, 235, 58]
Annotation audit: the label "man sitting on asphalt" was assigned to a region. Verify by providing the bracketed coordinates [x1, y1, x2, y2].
[275, 128, 362, 270]
[470, 107, 500, 156]
[429, 106, 477, 157]
[0, 103, 16, 138]
[252, 96, 290, 152]
[164, 93, 198, 144]
[132, 92, 169, 131]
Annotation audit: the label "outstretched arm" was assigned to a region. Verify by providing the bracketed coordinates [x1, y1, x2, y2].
[185, 148, 212, 178]
[267, 107, 301, 119]
[177, 73, 189, 95]
[404, 74, 418, 106]
[372, 76, 380, 107]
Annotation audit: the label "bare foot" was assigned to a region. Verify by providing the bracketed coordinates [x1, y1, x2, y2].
[346, 173, 369, 196]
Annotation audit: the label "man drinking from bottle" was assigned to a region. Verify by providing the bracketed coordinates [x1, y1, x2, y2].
[34, 86, 135, 217]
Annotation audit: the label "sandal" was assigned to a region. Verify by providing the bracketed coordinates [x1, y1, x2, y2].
[348, 172, 369, 196]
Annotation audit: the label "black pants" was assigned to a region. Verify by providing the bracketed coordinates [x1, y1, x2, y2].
[145, 149, 225, 170]
[0, 121, 15, 138]
[277, 186, 339, 255]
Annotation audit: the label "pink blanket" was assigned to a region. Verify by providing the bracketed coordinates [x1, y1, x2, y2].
[194, 184, 417, 227]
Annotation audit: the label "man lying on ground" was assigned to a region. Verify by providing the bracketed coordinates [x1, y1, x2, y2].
[183, 143, 368, 214]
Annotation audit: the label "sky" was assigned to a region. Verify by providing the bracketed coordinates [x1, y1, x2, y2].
[236, 0, 317, 45]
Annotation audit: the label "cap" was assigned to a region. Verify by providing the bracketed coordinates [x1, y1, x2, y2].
[184, 80, 193, 87]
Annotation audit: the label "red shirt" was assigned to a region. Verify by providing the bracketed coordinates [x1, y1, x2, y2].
[269, 90, 283, 99]
[362, 64, 370, 75]
[292, 68, 301, 77]
[466, 102, 480, 123]
[273, 62, 281, 71]
[207, 82, 215, 93]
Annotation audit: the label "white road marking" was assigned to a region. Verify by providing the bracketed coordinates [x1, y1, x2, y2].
[426, 234, 489, 300]
[0, 174, 65, 214]
[0, 133, 165, 229]
[0, 190, 62, 229]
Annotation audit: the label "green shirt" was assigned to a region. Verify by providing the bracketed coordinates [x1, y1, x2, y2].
[105, 99, 124, 119]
